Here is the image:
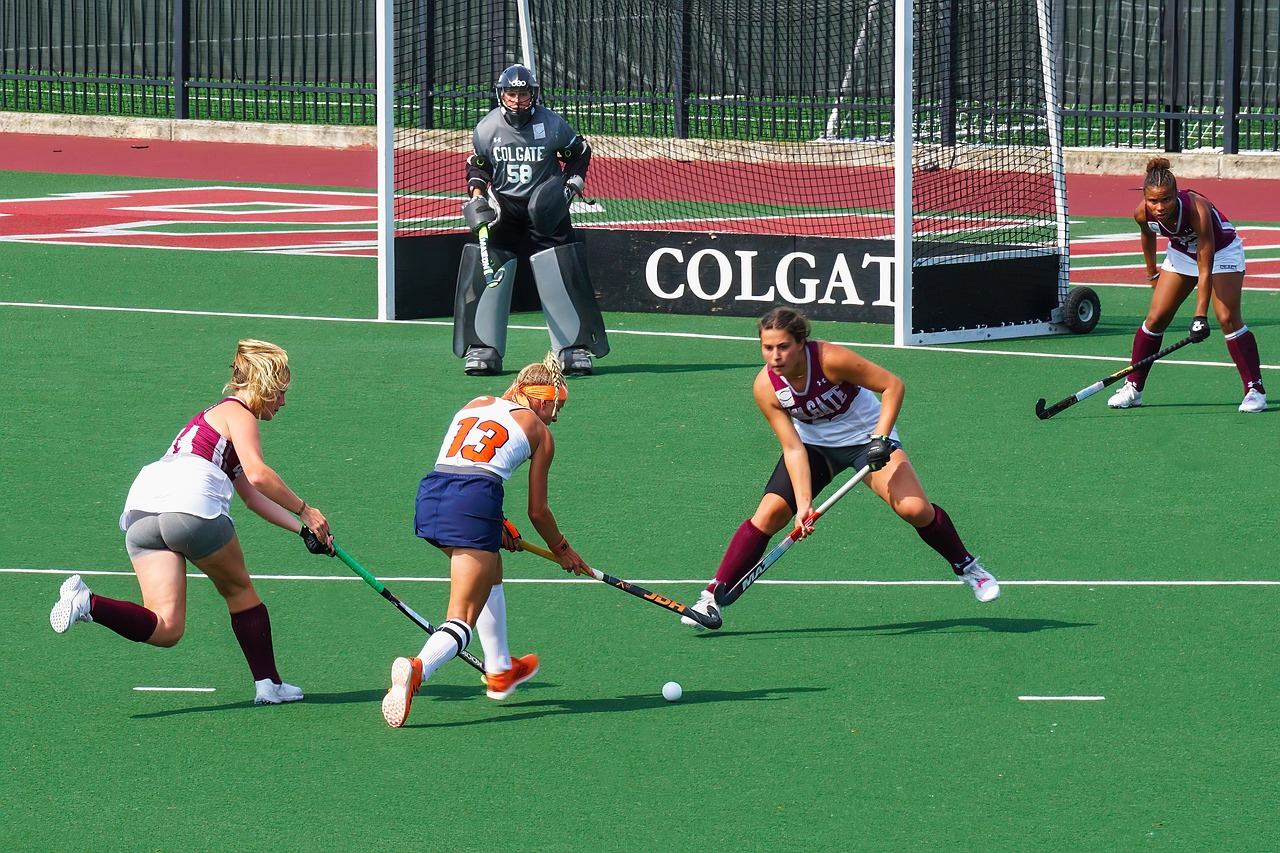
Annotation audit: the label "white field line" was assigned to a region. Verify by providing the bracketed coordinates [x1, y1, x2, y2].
[1018, 695, 1105, 701]
[133, 686, 216, 693]
[4, 568, 1278, 586]
[4, 300, 1278, 372]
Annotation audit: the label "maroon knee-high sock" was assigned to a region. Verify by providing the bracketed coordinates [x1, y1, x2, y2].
[89, 594, 158, 643]
[1128, 325, 1163, 391]
[707, 519, 771, 594]
[1225, 328, 1265, 393]
[914, 504, 974, 575]
[229, 602, 282, 684]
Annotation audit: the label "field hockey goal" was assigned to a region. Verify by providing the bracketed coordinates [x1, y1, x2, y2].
[376, 0, 1096, 345]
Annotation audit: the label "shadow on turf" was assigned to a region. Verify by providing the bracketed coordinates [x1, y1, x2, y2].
[699, 616, 1095, 639]
[399, 685, 828, 729]
[588, 362, 758, 376]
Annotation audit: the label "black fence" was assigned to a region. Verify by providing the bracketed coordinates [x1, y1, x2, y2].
[3, 0, 1279, 151]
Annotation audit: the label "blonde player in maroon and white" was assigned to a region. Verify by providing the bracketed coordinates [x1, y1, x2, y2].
[48, 339, 334, 705]
[1108, 156, 1266, 413]
[683, 308, 998, 629]
[381, 353, 592, 728]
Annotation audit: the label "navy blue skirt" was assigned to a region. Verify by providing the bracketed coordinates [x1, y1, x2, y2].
[414, 471, 505, 551]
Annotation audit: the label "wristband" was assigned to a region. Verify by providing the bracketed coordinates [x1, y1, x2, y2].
[871, 434, 891, 442]
[553, 537, 570, 553]
[298, 500, 307, 515]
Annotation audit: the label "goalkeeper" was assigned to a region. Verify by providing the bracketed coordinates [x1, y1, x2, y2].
[454, 63, 610, 377]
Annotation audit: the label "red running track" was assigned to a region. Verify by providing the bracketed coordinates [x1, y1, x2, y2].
[3, 131, 1277, 221]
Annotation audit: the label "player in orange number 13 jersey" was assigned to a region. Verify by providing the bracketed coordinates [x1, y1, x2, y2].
[381, 353, 593, 728]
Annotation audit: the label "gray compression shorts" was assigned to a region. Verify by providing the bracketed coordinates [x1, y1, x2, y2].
[124, 512, 236, 561]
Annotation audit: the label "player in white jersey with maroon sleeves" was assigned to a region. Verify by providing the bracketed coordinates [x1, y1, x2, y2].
[682, 308, 998, 629]
[1108, 156, 1266, 413]
[48, 340, 335, 705]
[381, 353, 592, 728]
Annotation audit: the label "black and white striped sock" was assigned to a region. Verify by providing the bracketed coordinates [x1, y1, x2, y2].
[417, 618, 472, 679]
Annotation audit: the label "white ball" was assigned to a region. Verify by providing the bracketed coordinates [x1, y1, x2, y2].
[662, 681, 682, 702]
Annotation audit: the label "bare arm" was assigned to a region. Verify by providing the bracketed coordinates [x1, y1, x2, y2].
[818, 342, 905, 437]
[217, 401, 331, 541]
[1134, 201, 1160, 282]
[753, 370, 814, 537]
[517, 412, 589, 575]
[1187, 194, 1217, 316]
[234, 475, 301, 533]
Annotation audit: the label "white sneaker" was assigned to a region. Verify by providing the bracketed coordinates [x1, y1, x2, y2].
[253, 679, 305, 705]
[1107, 382, 1143, 409]
[960, 558, 1000, 603]
[50, 574, 93, 633]
[680, 589, 721, 630]
[1239, 388, 1267, 413]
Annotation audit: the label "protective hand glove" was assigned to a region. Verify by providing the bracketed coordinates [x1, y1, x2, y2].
[865, 435, 894, 472]
[461, 195, 498, 233]
[300, 525, 334, 556]
[501, 518, 522, 552]
[564, 175, 585, 203]
[1188, 315, 1210, 343]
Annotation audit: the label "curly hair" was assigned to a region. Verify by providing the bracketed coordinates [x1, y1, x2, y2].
[223, 339, 291, 416]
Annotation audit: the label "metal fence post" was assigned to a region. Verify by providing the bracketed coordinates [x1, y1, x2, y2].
[1162, 0, 1182, 152]
[1222, 0, 1242, 154]
[418, 0, 435, 129]
[672, 0, 691, 139]
[172, 0, 189, 119]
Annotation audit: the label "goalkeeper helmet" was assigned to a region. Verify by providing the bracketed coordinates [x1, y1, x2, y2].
[495, 64, 539, 127]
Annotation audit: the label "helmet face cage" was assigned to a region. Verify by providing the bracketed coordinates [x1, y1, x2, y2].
[495, 64, 539, 123]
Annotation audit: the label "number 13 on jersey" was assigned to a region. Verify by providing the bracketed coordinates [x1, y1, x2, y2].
[445, 416, 510, 463]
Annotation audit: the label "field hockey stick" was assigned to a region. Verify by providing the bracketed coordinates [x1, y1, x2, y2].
[476, 224, 506, 288]
[713, 464, 872, 607]
[334, 544, 486, 674]
[518, 540, 722, 629]
[1034, 333, 1195, 420]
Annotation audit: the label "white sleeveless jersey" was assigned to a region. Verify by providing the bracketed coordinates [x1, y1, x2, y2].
[434, 397, 533, 482]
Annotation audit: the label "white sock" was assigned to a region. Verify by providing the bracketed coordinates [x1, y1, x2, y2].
[416, 618, 472, 680]
[476, 584, 511, 674]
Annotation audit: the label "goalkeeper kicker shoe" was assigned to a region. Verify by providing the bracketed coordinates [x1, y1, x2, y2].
[560, 347, 594, 376]
[254, 679, 305, 705]
[50, 574, 93, 634]
[1239, 388, 1267, 413]
[680, 588, 722, 631]
[485, 653, 539, 700]
[464, 346, 502, 376]
[1107, 381, 1143, 409]
[960, 558, 1000, 603]
[382, 656, 424, 728]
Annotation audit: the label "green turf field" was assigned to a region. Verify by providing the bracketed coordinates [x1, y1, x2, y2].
[2, 172, 1277, 851]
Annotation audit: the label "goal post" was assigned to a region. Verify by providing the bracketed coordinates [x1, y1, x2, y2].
[376, 0, 1087, 344]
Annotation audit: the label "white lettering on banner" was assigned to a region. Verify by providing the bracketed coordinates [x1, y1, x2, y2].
[818, 253, 863, 305]
[645, 247, 685, 298]
[776, 252, 821, 303]
[863, 254, 896, 307]
[644, 247, 897, 308]
[735, 250, 774, 301]
[687, 249, 732, 300]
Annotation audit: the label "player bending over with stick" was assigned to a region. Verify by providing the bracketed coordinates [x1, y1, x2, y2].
[1107, 157, 1266, 413]
[682, 308, 999, 629]
[381, 353, 592, 728]
[49, 340, 335, 705]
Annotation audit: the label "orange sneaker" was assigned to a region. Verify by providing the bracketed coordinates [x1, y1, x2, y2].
[381, 656, 424, 728]
[485, 653, 539, 700]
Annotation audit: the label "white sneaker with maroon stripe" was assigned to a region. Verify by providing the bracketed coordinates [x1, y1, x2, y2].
[960, 558, 1000, 603]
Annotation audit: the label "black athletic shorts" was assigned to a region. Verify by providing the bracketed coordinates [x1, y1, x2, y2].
[763, 438, 903, 513]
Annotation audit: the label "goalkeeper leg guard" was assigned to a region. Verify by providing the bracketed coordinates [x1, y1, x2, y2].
[453, 243, 517, 369]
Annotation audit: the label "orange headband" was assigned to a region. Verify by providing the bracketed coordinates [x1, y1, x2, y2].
[522, 383, 568, 402]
